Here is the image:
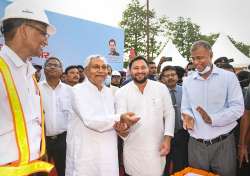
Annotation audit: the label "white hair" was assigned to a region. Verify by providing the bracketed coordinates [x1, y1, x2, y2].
[83, 54, 107, 68]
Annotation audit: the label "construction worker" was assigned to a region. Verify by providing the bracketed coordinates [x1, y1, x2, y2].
[0, 1, 56, 175]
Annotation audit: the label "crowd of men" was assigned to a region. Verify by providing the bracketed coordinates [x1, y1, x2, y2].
[0, 1, 250, 176]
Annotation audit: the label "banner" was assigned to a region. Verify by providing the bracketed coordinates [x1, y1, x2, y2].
[0, 0, 124, 71]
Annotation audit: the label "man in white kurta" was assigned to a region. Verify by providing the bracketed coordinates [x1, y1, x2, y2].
[115, 56, 175, 176]
[66, 55, 139, 176]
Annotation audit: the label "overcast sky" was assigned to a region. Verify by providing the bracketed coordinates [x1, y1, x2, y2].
[37, 0, 250, 44]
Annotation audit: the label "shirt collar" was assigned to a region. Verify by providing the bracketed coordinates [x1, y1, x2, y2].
[1, 45, 36, 76]
[1, 45, 26, 67]
[192, 64, 220, 80]
[42, 80, 63, 89]
[85, 78, 106, 93]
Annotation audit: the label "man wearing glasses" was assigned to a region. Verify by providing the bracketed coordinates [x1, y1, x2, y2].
[0, 1, 56, 175]
[39, 57, 72, 176]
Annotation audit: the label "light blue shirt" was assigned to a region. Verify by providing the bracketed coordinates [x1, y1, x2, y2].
[181, 66, 244, 140]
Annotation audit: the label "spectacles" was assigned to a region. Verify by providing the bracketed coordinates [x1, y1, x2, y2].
[45, 63, 61, 68]
[91, 65, 107, 71]
[188, 68, 195, 71]
[26, 24, 49, 38]
[162, 73, 177, 78]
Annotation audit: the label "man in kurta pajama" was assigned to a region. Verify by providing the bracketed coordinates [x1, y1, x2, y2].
[115, 56, 175, 176]
[65, 55, 139, 176]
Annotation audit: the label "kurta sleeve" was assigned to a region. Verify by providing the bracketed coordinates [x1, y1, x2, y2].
[72, 86, 120, 132]
[162, 86, 175, 137]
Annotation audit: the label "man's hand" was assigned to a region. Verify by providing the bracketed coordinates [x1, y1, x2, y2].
[159, 57, 168, 64]
[159, 136, 171, 156]
[182, 113, 195, 130]
[120, 112, 140, 127]
[238, 144, 249, 168]
[196, 106, 212, 124]
[113, 121, 129, 137]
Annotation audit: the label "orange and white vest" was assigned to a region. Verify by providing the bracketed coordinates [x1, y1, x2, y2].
[0, 57, 53, 176]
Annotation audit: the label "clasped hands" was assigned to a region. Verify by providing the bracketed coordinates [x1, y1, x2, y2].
[182, 106, 212, 130]
[113, 112, 140, 137]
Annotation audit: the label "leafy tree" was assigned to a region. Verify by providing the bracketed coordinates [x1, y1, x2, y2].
[200, 33, 219, 46]
[119, 0, 164, 59]
[165, 17, 201, 59]
[229, 37, 250, 57]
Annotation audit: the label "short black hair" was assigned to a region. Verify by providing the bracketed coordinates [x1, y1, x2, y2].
[162, 65, 177, 73]
[65, 65, 78, 74]
[129, 55, 148, 70]
[2, 18, 25, 41]
[44, 57, 63, 68]
[148, 61, 156, 65]
[77, 65, 84, 70]
[159, 65, 177, 80]
[109, 39, 116, 45]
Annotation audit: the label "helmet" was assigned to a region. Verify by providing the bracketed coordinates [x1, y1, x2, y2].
[1, 1, 56, 35]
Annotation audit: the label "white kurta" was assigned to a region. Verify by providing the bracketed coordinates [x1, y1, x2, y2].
[66, 79, 120, 176]
[115, 80, 175, 176]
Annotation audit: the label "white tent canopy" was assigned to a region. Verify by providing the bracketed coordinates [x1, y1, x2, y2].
[154, 39, 188, 69]
[212, 34, 250, 68]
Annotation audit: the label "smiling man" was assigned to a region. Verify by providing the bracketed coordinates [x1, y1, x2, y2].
[65, 55, 139, 176]
[115, 56, 175, 176]
[0, 1, 56, 175]
[181, 40, 244, 176]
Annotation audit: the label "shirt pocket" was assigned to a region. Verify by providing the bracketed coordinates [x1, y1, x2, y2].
[58, 97, 72, 119]
[151, 97, 162, 111]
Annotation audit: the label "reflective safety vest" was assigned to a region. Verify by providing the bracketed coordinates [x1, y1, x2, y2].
[0, 58, 54, 176]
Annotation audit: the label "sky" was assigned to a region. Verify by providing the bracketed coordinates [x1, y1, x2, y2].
[30, 0, 250, 45]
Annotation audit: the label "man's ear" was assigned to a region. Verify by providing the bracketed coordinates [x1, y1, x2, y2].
[210, 51, 213, 59]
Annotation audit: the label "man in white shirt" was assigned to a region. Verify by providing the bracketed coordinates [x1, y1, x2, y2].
[65, 55, 139, 176]
[39, 57, 72, 176]
[0, 1, 56, 175]
[115, 56, 175, 176]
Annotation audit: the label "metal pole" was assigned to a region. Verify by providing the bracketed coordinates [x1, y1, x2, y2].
[146, 0, 150, 61]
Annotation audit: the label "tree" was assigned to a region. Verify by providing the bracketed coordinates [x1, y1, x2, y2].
[200, 33, 219, 46]
[229, 37, 250, 57]
[165, 17, 201, 60]
[119, 0, 164, 60]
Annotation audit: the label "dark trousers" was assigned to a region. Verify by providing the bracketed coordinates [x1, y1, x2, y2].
[46, 132, 67, 176]
[164, 129, 189, 175]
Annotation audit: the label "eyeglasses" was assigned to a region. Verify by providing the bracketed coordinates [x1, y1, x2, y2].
[45, 63, 61, 68]
[26, 23, 49, 38]
[162, 73, 177, 78]
[187, 68, 196, 71]
[91, 65, 107, 71]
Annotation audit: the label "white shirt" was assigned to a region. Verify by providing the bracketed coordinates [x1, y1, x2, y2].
[66, 79, 120, 176]
[110, 85, 119, 96]
[0, 45, 42, 165]
[115, 80, 175, 176]
[39, 81, 73, 136]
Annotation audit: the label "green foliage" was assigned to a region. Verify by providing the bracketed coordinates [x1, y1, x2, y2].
[120, 0, 250, 62]
[165, 17, 201, 60]
[229, 37, 250, 57]
[200, 33, 219, 46]
[119, 0, 163, 59]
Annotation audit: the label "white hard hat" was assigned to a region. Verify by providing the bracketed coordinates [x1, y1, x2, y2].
[112, 71, 121, 76]
[1, 1, 56, 35]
